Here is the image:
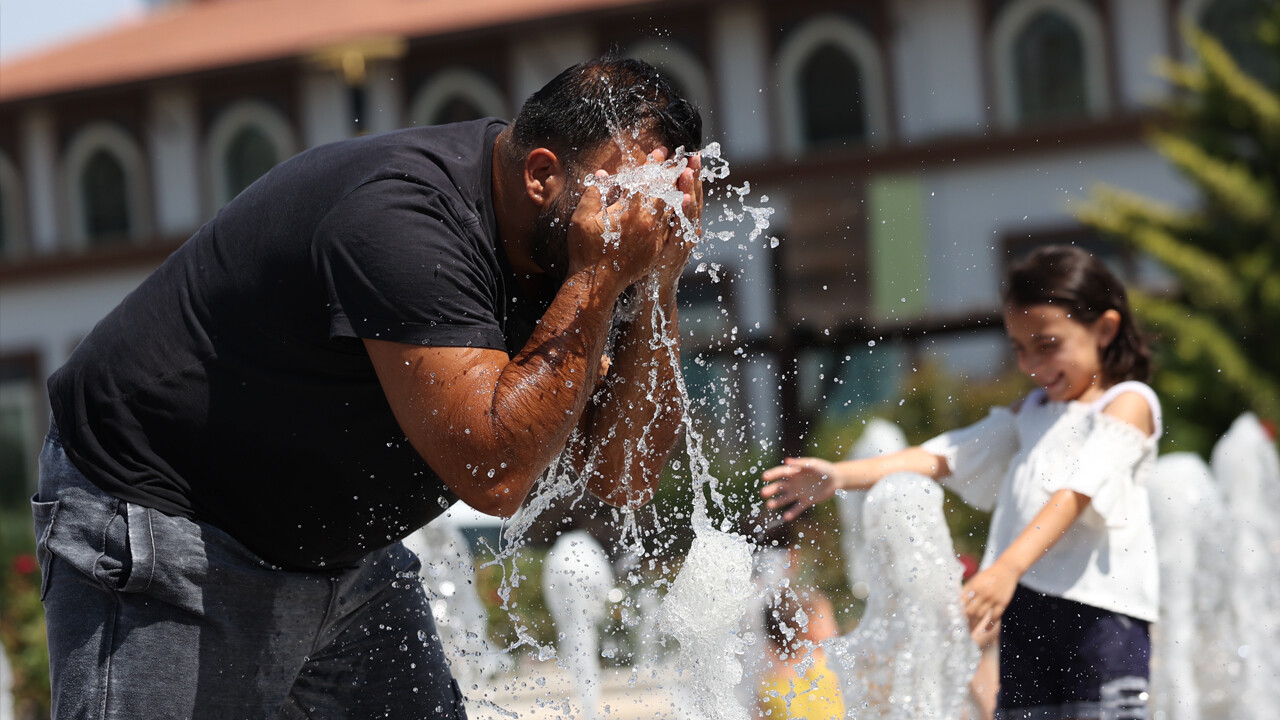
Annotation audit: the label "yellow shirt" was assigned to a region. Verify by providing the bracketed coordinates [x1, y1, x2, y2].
[757, 654, 846, 720]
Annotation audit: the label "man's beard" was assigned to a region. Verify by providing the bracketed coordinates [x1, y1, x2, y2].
[529, 183, 579, 286]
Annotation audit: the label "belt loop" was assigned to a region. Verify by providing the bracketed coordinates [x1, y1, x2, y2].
[122, 503, 157, 593]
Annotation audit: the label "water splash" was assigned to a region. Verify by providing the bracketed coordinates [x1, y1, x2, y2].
[1149, 453, 1233, 720]
[837, 418, 909, 600]
[474, 135, 774, 716]
[824, 473, 978, 720]
[542, 530, 615, 720]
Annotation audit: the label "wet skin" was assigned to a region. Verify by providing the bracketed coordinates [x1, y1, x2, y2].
[365, 131, 703, 517]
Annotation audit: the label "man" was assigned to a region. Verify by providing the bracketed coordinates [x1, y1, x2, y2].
[33, 57, 702, 719]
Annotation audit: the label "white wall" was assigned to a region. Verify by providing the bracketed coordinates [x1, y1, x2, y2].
[1112, 0, 1171, 110]
[0, 270, 154, 376]
[891, 0, 987, 141]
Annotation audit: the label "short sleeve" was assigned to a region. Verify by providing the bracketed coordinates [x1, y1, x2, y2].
[1044, 412, 1149, 526]
[311, 178, 507, 349]
[921, 407, 1019, 512]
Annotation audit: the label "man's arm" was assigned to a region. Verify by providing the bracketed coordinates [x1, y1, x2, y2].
[366, 171, 686, 517]
[570, 284, 683, 508]
[365, 269, 618, 517]
[569, 155, 703, 508]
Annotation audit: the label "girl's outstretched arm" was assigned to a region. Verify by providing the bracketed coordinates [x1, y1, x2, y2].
[962, 488, 1090, 629]
[760, 447, 950, 522]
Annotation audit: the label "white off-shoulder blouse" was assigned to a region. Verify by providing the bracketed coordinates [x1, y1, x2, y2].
[922, 381, 1163, 622]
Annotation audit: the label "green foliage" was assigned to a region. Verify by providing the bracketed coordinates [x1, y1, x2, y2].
[1078, 10, 1280, 456]
[0, 507, 50, 720]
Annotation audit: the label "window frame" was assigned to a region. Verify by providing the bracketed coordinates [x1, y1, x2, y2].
[408, 68, 509, 127]
[989, 0, 1112, 128]
[62, 122, 152, 249]
[205, 100, 297, 211]
[775, 14, 891, 155]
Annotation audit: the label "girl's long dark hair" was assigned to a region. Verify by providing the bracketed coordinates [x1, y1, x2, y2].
[1003, 245, 1152, 383]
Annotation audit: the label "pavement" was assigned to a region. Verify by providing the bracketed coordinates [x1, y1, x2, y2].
[461, 659, 700, 720]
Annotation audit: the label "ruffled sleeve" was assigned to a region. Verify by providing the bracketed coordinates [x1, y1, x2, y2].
[1044, 411, 1150, 526]
[921, 407, 1019, 512]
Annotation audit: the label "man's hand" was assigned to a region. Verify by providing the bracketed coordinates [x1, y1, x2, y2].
[568, 147, 703, 294]
[649, 150, 703, 293]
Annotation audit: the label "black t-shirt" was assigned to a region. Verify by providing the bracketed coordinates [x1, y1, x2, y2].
[48, 119, 544, 570]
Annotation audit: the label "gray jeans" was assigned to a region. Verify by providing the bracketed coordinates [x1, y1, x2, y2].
[33, 425, 467, 720]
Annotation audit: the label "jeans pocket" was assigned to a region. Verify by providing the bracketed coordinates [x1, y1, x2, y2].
[30, 494, 61, 600]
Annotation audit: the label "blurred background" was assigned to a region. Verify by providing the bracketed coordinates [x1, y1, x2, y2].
[1, 0, 1276, 717]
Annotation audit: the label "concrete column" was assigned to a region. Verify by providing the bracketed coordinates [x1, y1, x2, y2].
[147, 84, 202, 237]
[300, 70, 351, 148]
[1113, 0, 1170, 110]
[21, 108, 59, 254]
[710, 2, 771, 161]
[891, 0, 986, 141]
[364, 60, 404, 135]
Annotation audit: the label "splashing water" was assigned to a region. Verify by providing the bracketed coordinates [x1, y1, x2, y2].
[824, 473, 978, 720]
[542, 530, 615, 720]
[471, 137, 773, 717]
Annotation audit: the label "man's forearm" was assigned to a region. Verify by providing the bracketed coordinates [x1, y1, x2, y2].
[578, 285, 684, 508]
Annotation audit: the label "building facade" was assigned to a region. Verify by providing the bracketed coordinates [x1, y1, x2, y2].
[0, 0, 1266, 501]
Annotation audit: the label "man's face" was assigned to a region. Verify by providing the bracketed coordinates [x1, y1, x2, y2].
[529, 131, 668, 285]
[529, 165, 581, 285]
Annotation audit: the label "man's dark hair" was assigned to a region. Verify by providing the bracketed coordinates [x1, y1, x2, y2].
[506, 55, 702, 170]
[1004, 244, 1152, 383]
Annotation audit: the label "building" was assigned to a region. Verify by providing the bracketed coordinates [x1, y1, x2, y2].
[0, 0, 1267, 503]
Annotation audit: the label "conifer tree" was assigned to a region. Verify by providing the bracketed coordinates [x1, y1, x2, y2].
[1078, 8, 1280, 455]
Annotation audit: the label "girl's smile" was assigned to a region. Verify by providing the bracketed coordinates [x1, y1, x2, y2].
[1003, 303, 1120, 404]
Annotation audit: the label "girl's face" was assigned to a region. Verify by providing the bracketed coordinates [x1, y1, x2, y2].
[1003, 303, 1120, 403]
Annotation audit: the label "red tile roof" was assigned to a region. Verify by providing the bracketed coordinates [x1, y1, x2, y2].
[0, 0, 648, 103]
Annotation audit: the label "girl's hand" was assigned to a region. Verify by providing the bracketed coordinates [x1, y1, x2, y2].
[760, 457, 842, 522]
[961, 561, 1021, 631]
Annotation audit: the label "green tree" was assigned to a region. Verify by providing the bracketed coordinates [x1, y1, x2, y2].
[1078, 9, 1280, 456]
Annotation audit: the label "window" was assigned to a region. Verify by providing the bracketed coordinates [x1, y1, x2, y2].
[991, 0, 1110, 127]
[776, 16, 889, 154]
[0, 151, 24, 258]
[409, 69, 508, 127]
[206, 101, 296, 209]
[82, 150, 131, 245]
[224, 126, 279, 201]
[1014, 11, 1087, 123]
[0, 356, 41, 514]
[1187, 0, 1278, 86]
[63, 123, 150, 249]
[800, 43, 866, 146]
[429, 97, 486, 125]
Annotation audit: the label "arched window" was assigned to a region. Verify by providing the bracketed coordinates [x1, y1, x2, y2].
[776, 16, 889, 154]
[800, 43, 865, 146]
[62, 123, 150, 249]
[1185, 0, 1277, 86]
[409, 69, 508, 127]
[206, 100, 296, 209]
[991, 0, 1110, 127]
[82, 150, 131, 245]
[0, 152, 25, 258]
[625, 40, 715, 141]
[1015, 11, 1087, 123]
[224, 126, 278, 201]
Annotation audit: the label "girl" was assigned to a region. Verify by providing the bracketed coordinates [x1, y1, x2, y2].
[762, 245, 1161, 720]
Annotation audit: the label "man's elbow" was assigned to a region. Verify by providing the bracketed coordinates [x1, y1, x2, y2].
[445, 467, 539, 518]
